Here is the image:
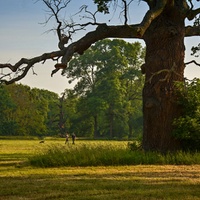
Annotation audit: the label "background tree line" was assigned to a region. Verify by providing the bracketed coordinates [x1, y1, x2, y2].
[0, 39, 145, 139]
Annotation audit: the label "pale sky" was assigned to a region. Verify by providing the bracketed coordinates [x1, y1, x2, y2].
[0, 0, 199, 95]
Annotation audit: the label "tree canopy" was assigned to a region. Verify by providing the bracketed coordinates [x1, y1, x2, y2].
[64, 39, 144, 138]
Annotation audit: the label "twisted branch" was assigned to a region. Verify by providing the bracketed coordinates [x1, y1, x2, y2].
[185, 60, 200, 67]
[0, 50, 64, 84]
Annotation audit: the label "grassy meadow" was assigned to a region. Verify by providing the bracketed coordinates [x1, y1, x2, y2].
[0, 139, 200, 200]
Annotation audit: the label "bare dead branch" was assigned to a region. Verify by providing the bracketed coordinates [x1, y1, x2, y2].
[42, 0, 71, 50]
[185, 60, 200, 67]
[31, 67, 38, 75]
[77, 5, 99, 23]
[0, 50, 64, 84]
[118, 0, 132, 24]
[187, 0, 194, 10]
[59, 4, 108, 39]
[122, 0, 128, 25]
[0, 22, 145, 84]
[3, 0, 197, 85]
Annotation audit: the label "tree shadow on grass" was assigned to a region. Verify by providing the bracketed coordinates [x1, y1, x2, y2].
[0, 168, 199, 200]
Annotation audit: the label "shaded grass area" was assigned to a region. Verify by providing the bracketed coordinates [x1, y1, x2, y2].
[0, 165, 200, 200]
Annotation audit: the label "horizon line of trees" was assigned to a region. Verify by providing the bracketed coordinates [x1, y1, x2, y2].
[0, 39, 145, 139]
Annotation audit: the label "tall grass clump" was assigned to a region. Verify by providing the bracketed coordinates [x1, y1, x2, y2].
[29, 143, 128, 167]
[28, 141, 200, 167]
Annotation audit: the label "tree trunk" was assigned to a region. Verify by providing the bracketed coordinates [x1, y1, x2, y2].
[142, 7, 185, 152]
[93, 115, 99, 138]
[108, 105, 114, 138]
[128, 123, 133, 139]
[109, 114, 113, 139]
[58, 93, 66, 135]
[128, 114, 133, 139]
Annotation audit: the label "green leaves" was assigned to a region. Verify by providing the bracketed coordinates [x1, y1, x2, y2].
[191, 43, 200, 57]
[173, 78, 200, 151]
[93, 0, 113, 13]
[0, 85, 17, 135]
[64, 39, 145, 138]
[0, 84, 60, 137]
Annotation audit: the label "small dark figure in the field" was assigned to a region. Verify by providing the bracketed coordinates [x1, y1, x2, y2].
[65, 133, 69, 144]
[72, 133, 76, 144]
[39, 140, 45, 143]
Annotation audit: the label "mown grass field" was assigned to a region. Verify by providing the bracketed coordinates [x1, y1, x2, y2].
[0, 139, 200, 200]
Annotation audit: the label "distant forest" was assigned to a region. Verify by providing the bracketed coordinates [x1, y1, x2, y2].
[0, 39, 145, 139]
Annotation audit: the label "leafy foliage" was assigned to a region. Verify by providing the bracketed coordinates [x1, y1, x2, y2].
[173, 78, 200, 151]
[0, 85, 17, 135]
[93, 0, 114, 13]
[0, 84, 60, 137]
[191, 43, 200, 57]
[64, 39, 145, 138]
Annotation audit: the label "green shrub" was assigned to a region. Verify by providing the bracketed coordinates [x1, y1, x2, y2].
[173, 79, 200, 151]
[127, 140, 142, 151]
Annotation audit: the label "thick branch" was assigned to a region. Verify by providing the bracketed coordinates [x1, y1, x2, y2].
[61, 23, 143, 65]
[185, 25, 200, 37]
[0, 0, 171, 85]
[185, 60, 200, 67]
[122, 0, 128, 25]
[0, 23, 144, 83]
[137, 0, 167, 36]
[187, 8, 200, 20]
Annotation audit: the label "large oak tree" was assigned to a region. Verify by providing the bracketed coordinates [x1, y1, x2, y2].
[0, 0, 200, 151]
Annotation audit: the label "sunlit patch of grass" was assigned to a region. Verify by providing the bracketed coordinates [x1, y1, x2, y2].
[1, 139, 200, 168]
[0, 140, 43, 167]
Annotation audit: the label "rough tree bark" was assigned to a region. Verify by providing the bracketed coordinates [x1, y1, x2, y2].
[142, 5, 185, 151]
